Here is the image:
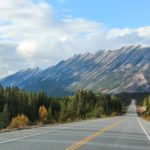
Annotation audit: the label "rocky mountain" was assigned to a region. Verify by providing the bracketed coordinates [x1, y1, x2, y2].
[0, 45, 150, 96]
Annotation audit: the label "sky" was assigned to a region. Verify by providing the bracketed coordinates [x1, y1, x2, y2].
[0, 0, 150, 78]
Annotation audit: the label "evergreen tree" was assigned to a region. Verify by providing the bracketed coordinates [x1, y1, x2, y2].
[0, 114, 3, 129]
[47, 106, 52, 121]
[1, 104, 10, 128]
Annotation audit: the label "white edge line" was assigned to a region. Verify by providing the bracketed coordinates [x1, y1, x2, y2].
[0, 117, 120, 145]
[0, 127, 69, 144]
[0, 120, 97, 144]
[136, 117, 150, 141]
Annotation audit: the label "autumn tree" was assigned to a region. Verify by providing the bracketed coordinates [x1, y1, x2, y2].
[39, 105, 48, 122]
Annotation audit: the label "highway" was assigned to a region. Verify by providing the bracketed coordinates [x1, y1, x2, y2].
[0, 100, 150, 150]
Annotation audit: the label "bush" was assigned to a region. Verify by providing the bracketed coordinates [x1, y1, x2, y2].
[111, 112, 118, 116]
[9, 114, 29, 129]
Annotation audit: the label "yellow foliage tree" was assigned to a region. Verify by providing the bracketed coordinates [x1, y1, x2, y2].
[9, 114, 29, 128]
[39, 105, 48, 122]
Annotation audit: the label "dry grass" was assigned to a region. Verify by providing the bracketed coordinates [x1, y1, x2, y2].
[137, 106, 150, 121]
[137, 106, 146, 113]
[143, 116, 150, 121]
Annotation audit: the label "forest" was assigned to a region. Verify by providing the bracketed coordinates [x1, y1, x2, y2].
[0, 86, 124, 129]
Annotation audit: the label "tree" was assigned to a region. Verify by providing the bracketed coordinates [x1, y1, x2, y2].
[143, 96, 150, 116]
[47, 106, 52, 121]
[1, 104, 10, 128]
[39, 105, 48, 122]
[0, 114, 3, 129]
[51, 101, 61, 122]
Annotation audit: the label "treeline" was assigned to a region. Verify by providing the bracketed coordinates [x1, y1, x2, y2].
[0, 86, 122, 129]
[60, 91, 122, 121]
[115, 92, 150, 106]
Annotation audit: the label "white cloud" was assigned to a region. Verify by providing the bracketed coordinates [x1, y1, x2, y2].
[0, 0, 150, 78]
[107, 28, 133, 39]
[17, 40, 37, 58]
[137, 26, 150, 38]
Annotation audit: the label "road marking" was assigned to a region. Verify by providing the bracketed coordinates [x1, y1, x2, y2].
[136, 118, 150, 141]
[66, 118, 126, 150]
[0, 117, 117, 145]
[0, 127, 69, 144]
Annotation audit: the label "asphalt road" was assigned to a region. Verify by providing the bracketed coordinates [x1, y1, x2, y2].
[0, 100, 150, 150]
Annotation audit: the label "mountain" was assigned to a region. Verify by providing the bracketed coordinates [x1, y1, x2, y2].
[0, 67, 41, 88]
[1, 45, 150, 96]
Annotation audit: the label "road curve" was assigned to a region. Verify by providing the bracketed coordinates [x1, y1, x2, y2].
[0, 100, 150, 150]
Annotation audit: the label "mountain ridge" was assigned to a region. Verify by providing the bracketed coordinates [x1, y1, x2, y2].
[0, 45, 150, 96]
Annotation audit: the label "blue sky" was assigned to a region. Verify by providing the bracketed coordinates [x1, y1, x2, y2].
[0, 0, 150, 77]
[47, 0, 150, 28]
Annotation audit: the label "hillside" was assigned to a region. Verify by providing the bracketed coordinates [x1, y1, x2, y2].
[0, 45, 150, 96]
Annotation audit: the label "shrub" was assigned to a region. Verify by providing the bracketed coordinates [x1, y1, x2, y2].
[9, 114, 29, 129]
[111, 112, 118, 116]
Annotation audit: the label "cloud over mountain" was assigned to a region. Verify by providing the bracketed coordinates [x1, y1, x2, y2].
[0, 0, 150, 78]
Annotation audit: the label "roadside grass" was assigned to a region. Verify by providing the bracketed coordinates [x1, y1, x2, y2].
[137, 106, 150, 121]
[0, 114, 121, 133]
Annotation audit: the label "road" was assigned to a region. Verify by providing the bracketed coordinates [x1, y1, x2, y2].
[0, 100, 150, 150]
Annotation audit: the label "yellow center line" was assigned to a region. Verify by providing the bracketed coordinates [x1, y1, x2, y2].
[66, 118, 126, 150]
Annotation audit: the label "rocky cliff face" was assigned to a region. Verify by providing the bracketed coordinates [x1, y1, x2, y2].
[1, 45, 150, 96]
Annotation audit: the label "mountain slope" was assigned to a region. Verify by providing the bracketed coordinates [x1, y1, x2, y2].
[1, 45, 150, 96]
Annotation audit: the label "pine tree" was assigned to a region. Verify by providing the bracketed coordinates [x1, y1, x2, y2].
[1, 104, 10, 128]
[47, 106, 52, 121]
[0, 114, 3, 129]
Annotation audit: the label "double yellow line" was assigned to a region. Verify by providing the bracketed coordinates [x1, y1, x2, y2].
[66, 118, 126, 150]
